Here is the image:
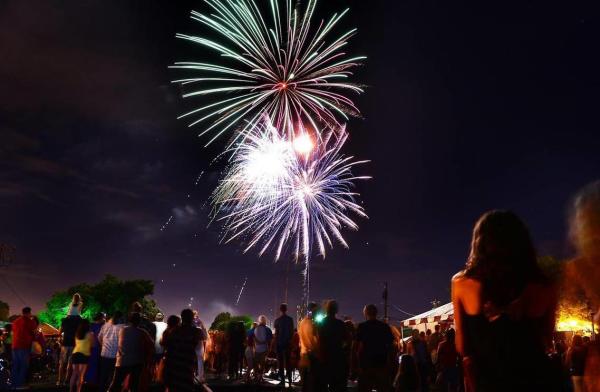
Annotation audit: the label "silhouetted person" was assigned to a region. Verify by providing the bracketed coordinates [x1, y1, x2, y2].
[85, 312, 105, 385]
[226, 321, 245, 380]
[192, 310, 208, 384]
[58, 308, 82, 385]
[393, 355, 419, 392]
[108, 312, 153, 392]
[436, 328, 459, 392]
[355, 304, 393, 392]
[299, 302, 319, 392]
[565, 180, 600, 392]
[162, 309, 202, 392]
[566, 335, 587, 392]
[406, 330, 428, 392]
[130, 302, 156, 342]
[428, 325, 442, 362]
[274, 303, 294, 386]
[452, 210, 558, 391]
[318, 300, 349, 392]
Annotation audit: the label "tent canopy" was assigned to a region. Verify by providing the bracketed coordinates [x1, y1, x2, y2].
[400, 303, 454, 327]
[40, 322, 59, 336]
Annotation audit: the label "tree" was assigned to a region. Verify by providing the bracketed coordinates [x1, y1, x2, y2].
[38, 275, 159, 327]
[210, 312, 231, 331]
[537, 255, 563, 283]
[209, 312, 252, 331]
[538, 256, 594, 332]
[0, 300, 9, 321]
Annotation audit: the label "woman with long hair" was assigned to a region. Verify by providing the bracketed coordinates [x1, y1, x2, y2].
[68, 294, 83, 316]
[452, 210, 558, 391]
[70, 319, 94, 392]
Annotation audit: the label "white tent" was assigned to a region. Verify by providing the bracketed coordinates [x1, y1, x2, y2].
[400, 302, 454, 332]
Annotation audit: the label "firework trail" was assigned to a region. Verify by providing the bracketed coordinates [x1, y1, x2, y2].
[235, 277, 248, 306]
[172, 0, 365, 145]
[211, 115, 369, 266]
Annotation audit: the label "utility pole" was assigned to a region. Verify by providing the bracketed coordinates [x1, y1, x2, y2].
[283, 257, 290, 304]
[383, 282, 389, 323]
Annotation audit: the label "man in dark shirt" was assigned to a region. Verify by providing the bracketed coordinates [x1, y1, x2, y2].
[318, 300, 350, 392]
[58, 313, 82, 385]
[162, 309, 203, 392]
[109, 312, 153, 392]
[131, 302, 157, 341]
[274, 303, 294, 386]
[354, 304, 394, 392]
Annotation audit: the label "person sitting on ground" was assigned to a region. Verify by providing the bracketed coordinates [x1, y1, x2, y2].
[452, 210, 559, 392]
[355, 304, 394, 392]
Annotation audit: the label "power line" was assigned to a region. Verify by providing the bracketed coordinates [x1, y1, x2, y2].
[391, 304, 416, 317]
[0, 274, 27, 306]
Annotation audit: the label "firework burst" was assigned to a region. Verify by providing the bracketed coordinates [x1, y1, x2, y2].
[211, 116, 369, 264]
[172, 0, 365, 145]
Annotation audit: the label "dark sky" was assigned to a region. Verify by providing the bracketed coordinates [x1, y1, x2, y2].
[1, 0, 598, 323]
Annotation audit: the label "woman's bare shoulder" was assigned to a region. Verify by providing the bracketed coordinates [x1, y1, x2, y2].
[452, 270, 468, 283]
[452, 270, 480, 288]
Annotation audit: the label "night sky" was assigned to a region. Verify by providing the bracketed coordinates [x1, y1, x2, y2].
[1, 0, 598, 324]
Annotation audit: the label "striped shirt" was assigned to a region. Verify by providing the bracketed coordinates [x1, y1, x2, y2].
[98, 321, 124, 359]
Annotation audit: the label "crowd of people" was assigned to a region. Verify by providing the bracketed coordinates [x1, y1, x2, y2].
[0, 180, 599, 392]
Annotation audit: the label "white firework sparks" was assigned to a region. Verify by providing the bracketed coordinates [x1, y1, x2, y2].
[172, 0, 365, 145]
[211, 116, 369, 263]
